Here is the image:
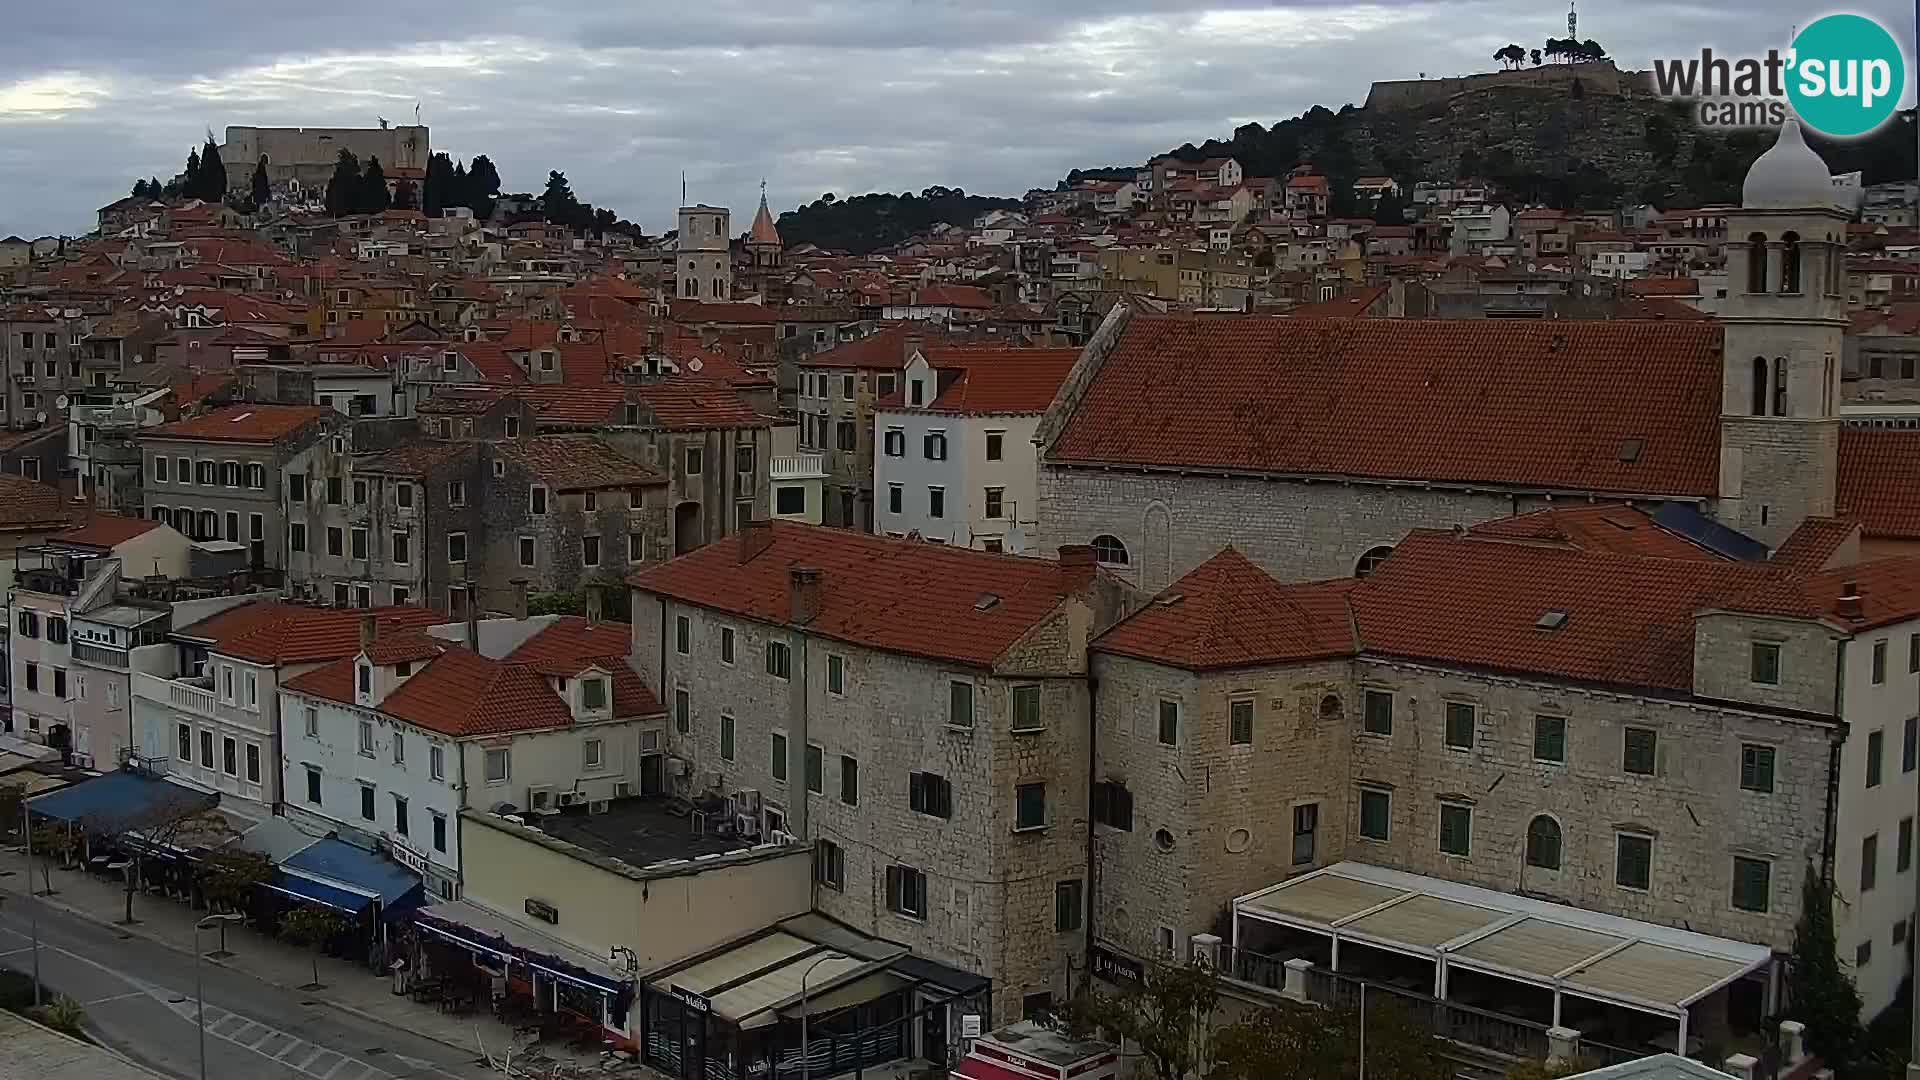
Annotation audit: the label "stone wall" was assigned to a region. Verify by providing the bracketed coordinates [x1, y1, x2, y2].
[1362, 63, 1640, 112]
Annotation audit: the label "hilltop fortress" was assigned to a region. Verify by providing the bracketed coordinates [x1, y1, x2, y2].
[1364, 60, 1652, 111]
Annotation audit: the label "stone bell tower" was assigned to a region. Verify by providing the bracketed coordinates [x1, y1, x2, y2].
[1716, 120, 1849, 548]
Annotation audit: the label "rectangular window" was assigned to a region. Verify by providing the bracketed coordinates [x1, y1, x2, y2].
[887, 485, 902, 514]
[306, 766, 321, 805]
[909, 771, 953, 818]
[1091, 781, 1133, 830]
[836, 422, 856, 451]
[1015, 782, 1047, 830]
[350, 528, 368, 559]
[1623, 727, 1657, 775]
[805, 743, 824, 794]
[22, 664, 36, 693]
[1358, 788, 1391, 842]
[448, 532, 466, 562]
[1874, 640, 1889, 684]
[770, 732, 789, 782]
[52, 669, 67, 700]
[288, 522, 307, 552]
[984, 488, 1004, 519]
[675, 615, 690, 654]
[583, 535, 600, 566]
[928, 487, 944, 519]
[1444, 702, 1475, 750]
[1732, 856, 1771, 913]
[326, 476, 342, 504]
[358, 718, 374, 754]
[766, 641, 791, 679]
[1907, 716, 1918, 774]
[177, 723, 192, 761]
[1363, 690, 1393, 735]
[432, 814, 447, 853]
[949, 681, 974, 728]
[885, 865, 927, 919]
[326, 527, 343, 556]
[430, 745, 445, 780]
[1292, 803, 1318, 865]
[986, 431, 1004, 461]
[1616, 832, 1653, 890]
[815, 839, 845, 891]
[391, 532, 410, 565]
[1902, 817, 1914, 873]
[1055, 879, 1083, 932]
[826, 654, 845, 695]
[1013, 686, 1044, 733]
[1439, 803, 1472, 856]
[200, 729, 213, 768]
[1534, 715, 1567, 763]
[352, 478, 368, 505]
[1911, 633, 1919, 674]
[1863, 833, 1879, 892]
[287, 473, 305, 501]
[518, 536, 535, 567]
[396, 483, 413, 509]
[360, 783, 376, 821]
[393, 795, 409, 837]
[674, 688, 690, 734]
[1740, 744, 1777, 793]
[1226, 698, 1255, 745]
[684, 448, 702, 476]
[840, 755, 859, 805]
[153, 456, 168, 483]
[720, 627, 735, 665]
[1750, 642, 1781, 685]
[584, 738, 604, 770]
[1157, 698, 1179, 745]
[1868, 730, 1885, 788]
[883, 429, 904, 457]
[923, 432, 947, 460]
[720, 713, 736, 761]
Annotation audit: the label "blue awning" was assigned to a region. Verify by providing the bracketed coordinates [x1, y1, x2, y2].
[281, 838, 422, 919]
[266, 875, 375, 915]
[27, 769, 218, 827]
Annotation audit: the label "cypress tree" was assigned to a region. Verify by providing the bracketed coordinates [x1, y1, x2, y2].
[325, 149, 361, 218]
[359, 157, 391, 214]
[197, 136, 226, 201]
[250, 156, 271, 208]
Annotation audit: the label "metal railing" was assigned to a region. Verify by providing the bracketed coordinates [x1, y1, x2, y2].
[72, 641, 128, 668]
[132, 671, 216, 717]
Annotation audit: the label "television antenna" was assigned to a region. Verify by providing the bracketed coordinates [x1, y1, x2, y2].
[1567, 0, 1576, 40]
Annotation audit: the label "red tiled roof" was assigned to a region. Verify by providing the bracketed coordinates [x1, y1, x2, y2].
[53, 514, 164, 548]
[211, 606, 443, 665]
[630, 522, 1095, 666]
[495, 436, 664, 489]
[1096, 549, 1358, 670]
[1465, 505, 1725, 562]
[1838, 429, 1920, 539]
[799, 323, 966, 371]
[1624, 277, 1702, 297]
[1771, 517, 1860, 572]
[512, 380, 766, 431]
[1287, 285, 1389, 318]
[1048, 315, 1723, 497]
[0, 476, 78, 531]
[920, 348, 1080, 414]
[354, 442, 475, 478]
[670, 301, 782, 325]
[286, 646, 580, 738]
[506, 617, 662, 717]
[908, 284, 992, 309]
[143, 404, 328, 444]
[1717, 557, 1920, 632]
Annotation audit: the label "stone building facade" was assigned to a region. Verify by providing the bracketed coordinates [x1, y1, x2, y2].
[140, 404, 339, 569]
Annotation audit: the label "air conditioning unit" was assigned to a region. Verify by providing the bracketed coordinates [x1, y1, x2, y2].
[588, 799, 610, 815]
[557, 791, 584, 808]
[768, 829, 796, 846]
[734, 813, 761, 839]
[732, 788, 761, 816]
[527, 787, 552, 811]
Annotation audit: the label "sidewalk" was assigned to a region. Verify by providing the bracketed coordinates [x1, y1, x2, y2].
[0, 843, 537, 1064]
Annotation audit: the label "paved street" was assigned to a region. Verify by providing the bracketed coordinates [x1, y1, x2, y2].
[0, 889, 504, 1080]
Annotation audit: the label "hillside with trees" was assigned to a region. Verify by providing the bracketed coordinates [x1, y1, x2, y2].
[776, 187, 1022, 254]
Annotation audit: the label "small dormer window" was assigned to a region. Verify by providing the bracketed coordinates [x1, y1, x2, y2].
[357, 664, 372, 695]
[395, 661, 413, 677]
[582, 677, 607, 711]
[911, 380, 925, 406]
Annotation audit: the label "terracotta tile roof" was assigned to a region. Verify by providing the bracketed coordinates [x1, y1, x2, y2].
[1838, 429, 1920, 539]
[143, 404, 329, 444]
[1771, 517, 1861, 572]
[670, 301, 782, 325]
[211, 605, 443, 665]
[918, 348, 1080, 415]
[170, 374, 238, 407]
[52, 514, 163, 549]
[798, 323, 964, 370]
[1048, 315, 1723, 497]
[512, 385, 624, 426]
[364, 629, 451, 665]
[909, 284, 993, 309]
[630, 522, 1095, 666]
[630, 379, 768, 431]
[354, 442, 475, 478]
[1095, 549, 1358, 670]
[1624, 277, 1702, 297]
[0, 476, 78, 531]
[506, 616, 662, 717]
[494, 436, 664, 490]
[1465, 505, 1726, 562]
[418, 388, 508, 415]
[1716, 557, 1920, 632]
[1287, 285, 1389, 318]
[286, 646, 580, 738]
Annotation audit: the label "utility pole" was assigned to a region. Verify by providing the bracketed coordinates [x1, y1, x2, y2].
[20, 800, 40, 1007]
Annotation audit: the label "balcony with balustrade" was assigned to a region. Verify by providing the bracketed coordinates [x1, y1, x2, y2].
[132, 670, 216, 719]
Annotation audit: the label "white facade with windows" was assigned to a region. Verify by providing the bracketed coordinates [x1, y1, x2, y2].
[872, 354, 1043, 552]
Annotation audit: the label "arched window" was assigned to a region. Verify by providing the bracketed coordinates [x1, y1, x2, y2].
[1354, 545, 1395, 578]
[1526, 815, 1562, 870]
[1318, 694, 1342, 721]
[1751, 356, 1769, 416]
[1091, 535, 1129, 566]
[1780, 232, 1801, 293]
[1773, 357, 1789, 417]
[1746, 232, 1768, 293]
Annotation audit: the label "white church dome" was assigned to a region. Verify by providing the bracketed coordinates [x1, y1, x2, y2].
[1741, 119, 1835, 210]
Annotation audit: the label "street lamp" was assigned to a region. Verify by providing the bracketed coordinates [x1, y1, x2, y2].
[19, 800, 40, 1008]
[797, 954, 836, 1080]
[194, 913, 242, 1080]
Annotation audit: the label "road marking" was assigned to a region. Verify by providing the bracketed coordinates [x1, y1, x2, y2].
[274, 1038, 309, 1060]
[82, 991, 147, 1005]
[290, 1046, 324, 1070]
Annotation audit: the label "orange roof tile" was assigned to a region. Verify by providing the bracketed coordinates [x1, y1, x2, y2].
[1771, 518, 1861, 572]
[144, 404, 329, 444]
[211, 606, 443, 665]
[919, 348, 1079, 414]
[495, 436, 664, 490]
[630, 522, 1096, 666]
[286, 646, 581, 737]
[1466, 505, 1725, 562]
[0, 476, 78, 531]
[1048, 315, 1723, 497]
[506, 617, 662, 717]
[1095, 549, 1358, 670]
[52, 514, 164, 548]
[1839, 429, 1920, 539]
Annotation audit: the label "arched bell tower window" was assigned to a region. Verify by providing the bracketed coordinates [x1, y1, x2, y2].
[1780, 232, 1802, 293]
[1751, 356, 1769, 416]
[1746, 232, 1769, 293]
[1773, 358, 1789, 417]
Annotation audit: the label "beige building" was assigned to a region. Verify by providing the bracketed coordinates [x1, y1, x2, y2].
[629, 522, 1138, 1024]
[220, 125, 429, 197]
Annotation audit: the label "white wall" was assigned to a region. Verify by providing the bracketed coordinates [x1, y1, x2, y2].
[873, 406, 965, 543]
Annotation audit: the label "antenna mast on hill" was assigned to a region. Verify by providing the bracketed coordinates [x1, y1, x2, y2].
[1567, 0, 1577, 40]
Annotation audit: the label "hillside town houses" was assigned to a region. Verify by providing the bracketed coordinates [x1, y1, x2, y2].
[6, 116, 1920, 1079]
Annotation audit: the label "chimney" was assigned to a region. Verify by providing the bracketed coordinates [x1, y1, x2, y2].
[789, 567, 824, 625]
[1838, 580, 1863, 620]
[738, 518, 774, 564]
[903, 331, 924, 365]
[585, 584, 604, 625]
[1058, 544, 1097, 589]
[464, 581, 481, 649]
[358, 613, 376, 651]
[510, 578, 529, 621]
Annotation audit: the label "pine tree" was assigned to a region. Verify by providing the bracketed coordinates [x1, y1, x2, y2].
[147, 177, 161, 201]
[1788, 868, 1864, 1073]
[467, 154, 501, 218]
[196, 136, 226, 201]
[325, 149, 361, 218]
[450, 161, 469, 212]
[250, 157, 271, 208]
[130, 178, 150, 198]
[184, 148, 201, 198]
[358, 157, 391, 214]
[422, 152, 455, 217]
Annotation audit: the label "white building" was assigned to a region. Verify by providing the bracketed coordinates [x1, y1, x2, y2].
[1447, 204, 1513, 255]
[873, 346, 1080, 551]
[279, 614, 666, 899]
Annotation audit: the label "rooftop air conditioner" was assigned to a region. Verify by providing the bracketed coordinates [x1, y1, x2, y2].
[589, 799, 610, 815]
[734, 813, 760, 839]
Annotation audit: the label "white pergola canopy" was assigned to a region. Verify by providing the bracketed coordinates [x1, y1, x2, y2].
[1233, 862, 1774, 1031]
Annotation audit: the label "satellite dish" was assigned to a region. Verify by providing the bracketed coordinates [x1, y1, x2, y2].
[34, 412, 47, 425]
[53, 395, 68, 410]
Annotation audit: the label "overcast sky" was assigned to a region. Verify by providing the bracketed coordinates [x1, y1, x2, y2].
[0, 1, 1910, 238]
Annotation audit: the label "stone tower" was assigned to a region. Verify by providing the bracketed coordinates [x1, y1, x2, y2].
[676, 204, 732, 301]
[743, 184, 785, 298]
[1716, 120, 1848, 548]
